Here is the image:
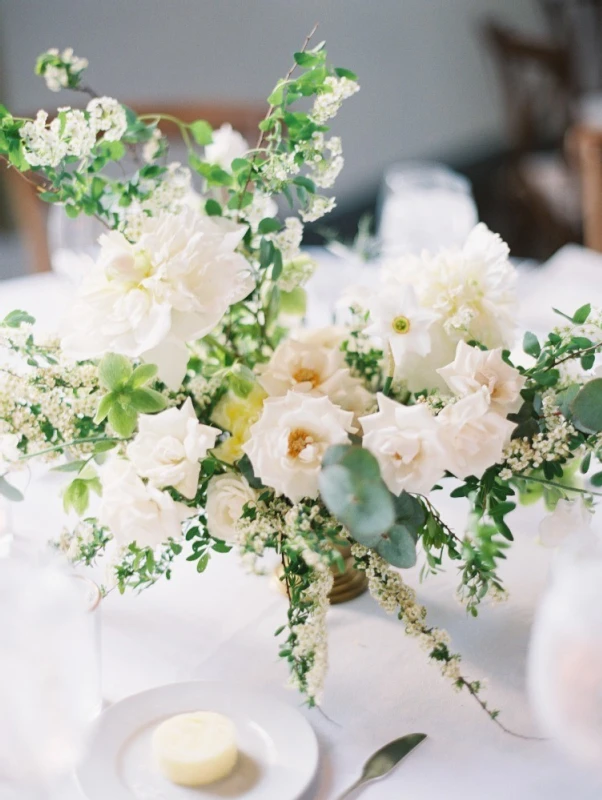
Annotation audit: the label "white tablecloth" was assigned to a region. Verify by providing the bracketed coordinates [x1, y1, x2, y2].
[3, 249, 602, 799]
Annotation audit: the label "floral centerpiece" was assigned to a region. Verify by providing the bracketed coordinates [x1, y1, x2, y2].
[1, 34, 602, 733]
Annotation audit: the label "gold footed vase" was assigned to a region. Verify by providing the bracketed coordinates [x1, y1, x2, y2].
[273, 545, 368, 604]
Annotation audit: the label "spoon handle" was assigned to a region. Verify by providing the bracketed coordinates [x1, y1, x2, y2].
[335, 777, 364, 800]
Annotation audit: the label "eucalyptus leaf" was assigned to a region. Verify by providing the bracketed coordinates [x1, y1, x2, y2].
[571, 379, 602, 434]
[0, 476, 23, 502]
[393, 491, 426, 531]
[376, 524, 417, 568]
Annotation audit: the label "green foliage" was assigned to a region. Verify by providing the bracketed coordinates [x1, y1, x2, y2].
[63, 473, 102, 516]
[2, 309, 35, 328]
[189, 119, 213, 146]
[571, 379, 602, 434]
[0, 476, 23, 502]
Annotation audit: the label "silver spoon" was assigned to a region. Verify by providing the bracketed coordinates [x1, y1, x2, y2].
[335, 732, 427, 799]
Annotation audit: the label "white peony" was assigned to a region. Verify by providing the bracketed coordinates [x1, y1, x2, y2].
[437, 341, 525, 414]
[364, 284, 438, 365]
[205, 473, 256, 542]
[61, 208, 255, 388]
[539, 498, 594, 548]
[243, 392, 354, 503]
[437, 392, 516, 479]
[257, 335, 372, 419]
[360, 394, 446, 495]
[126, 398, 220, 499]
[381, 223, 516, 349]
[99, 458, 192, 548]
[205, 123, 249, 169]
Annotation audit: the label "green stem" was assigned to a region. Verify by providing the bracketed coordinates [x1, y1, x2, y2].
[515, 473, 602, 498]
[382, 343, 395, 396]
[138, 113, 192, 149]
[20, 436, 124, 460]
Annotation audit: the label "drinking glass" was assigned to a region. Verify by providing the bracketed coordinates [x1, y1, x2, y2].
[47, 204, 104, 284]
[0, 553, 101, 796]
[377, 161, 478, 258]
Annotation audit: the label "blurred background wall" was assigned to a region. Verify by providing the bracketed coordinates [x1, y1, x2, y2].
[0, 0, 544, 206]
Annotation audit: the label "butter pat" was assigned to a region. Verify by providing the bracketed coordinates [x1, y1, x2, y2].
[152, 711, 238, 786]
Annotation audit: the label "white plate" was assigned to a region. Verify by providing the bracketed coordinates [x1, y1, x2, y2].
[76, 681, 319, 800]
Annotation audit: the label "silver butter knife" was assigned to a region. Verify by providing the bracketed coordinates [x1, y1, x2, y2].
[336, 732, 427, 799]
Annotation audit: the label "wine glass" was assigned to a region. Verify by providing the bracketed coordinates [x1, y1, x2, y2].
[47, 204, 104, 285]
[377, 161, 478, 258]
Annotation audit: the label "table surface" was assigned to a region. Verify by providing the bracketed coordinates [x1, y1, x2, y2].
[3, 246, 602, 800]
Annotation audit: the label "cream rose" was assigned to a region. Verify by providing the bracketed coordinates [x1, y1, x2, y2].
[205, 473, 256, 542]
[437, 392, 516, 479]
[126, 398, 220, 499]
[243, 392, 354, 503]
[99, 458, 192, 548]
[437, 341, 525, 414]
[360, 394, 446, 495]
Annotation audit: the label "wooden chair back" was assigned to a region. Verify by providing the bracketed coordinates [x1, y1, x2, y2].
[571, 124, 602, 250]
[482, 20, 574, 154]
[3, 101, 265, 274]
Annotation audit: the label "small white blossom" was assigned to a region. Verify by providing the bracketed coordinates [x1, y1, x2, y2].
[299, 195, 336, 223]
[310, 76, 360, 124]
[20, 111, 67, 168]
[360, 394, 446, 495]
[39, 47, 88, 92]
[126, 398, 220, 499]
[142, 128, 165, 163]
[87, 96, 127, 141]
[205, 473, 256, 542]
[59, 108, 96, 158]
[243, 392, 354, 503]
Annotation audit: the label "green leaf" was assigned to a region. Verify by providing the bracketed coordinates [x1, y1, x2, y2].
[319, 463, 395, 546]
[591, 471, 602, 488]
[93, 440, 118, 454]
[98, 353, 133, 391]
[189, 119, 213, 146]
[335, 67, 358, 81]
[573, 303, 591, 324]
[376, 524, 417, 569]
[293, 175, 316, 193]
[205, 199, 222, 216]
[108, 403, 138, 438]
[231, 158, 251, 174]
[267, 83, 285, 106]
[129, 388, 167, 414]
[0, 476, 23, 502]
[51, 460, 87, 474]
[259, 237, 275, 269]
[553, 307, 575, 323]
[271, 248, 283, 281]
[196, 552, 210, 573]
[257, 217, 281, 235]
[571, 379, 602, 434]
[2, 309, 35, 328]
[63, 478, 90, 516]
[94, 393, 115, 424]
[237, 454, 264, 489]
[279, 287, 307, 316]
[128, 363, 157, 389]
[523, 331, 541, 358]
[294, 52, 322, 67]
[393, 491, 426, 531]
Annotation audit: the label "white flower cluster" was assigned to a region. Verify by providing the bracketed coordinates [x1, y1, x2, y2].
[356, 224, 517, 391]
[310, 76, 360, 125]
[268, 217, 316, 292]
[500, 392, 576, 480]
[20, 96, 127, 168]
[39, 47, 88, 92]
[142, 128, 165, 164]
[299, 194, 336, 223]
[61, 207, 255, 388]
[204, 123, 248, 169]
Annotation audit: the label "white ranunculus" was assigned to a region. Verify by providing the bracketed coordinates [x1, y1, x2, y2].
[126, 398, 219, 499]
[205, 124, 249, 169]
[364, 284, 438, 365]
[437, 392, 516, 479]
[257, 336, 372, 419]
[360, 394, 446, 495]
[99, 458, 192, 548]
[206, 473, 256, 542]
[437, 341, 526, 414]
[539, 498, 593, 548]
[243, 392, 354, 503]
[381, 223, 516, 349]
[61, 208, 255, 388]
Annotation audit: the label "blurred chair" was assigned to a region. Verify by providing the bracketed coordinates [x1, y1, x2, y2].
[571, 124, 602, 251]
[539, 0, 602, 92]
[3, 102, 264, 274]
[482, 20, 580, 258]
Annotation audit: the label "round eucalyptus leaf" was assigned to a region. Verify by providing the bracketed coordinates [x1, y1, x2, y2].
[393, 491, 426, 532]
[376, 524, 417, 569]
[571, 379, 602, 434]
[319, 464, 394, 546]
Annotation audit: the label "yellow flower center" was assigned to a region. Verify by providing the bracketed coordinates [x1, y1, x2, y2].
[392, 315, 411, 335]
[292, 367, 321, 388]
[287, 428, 314, 458]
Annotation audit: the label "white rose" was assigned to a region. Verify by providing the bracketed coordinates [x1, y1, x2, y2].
[243, 392, 354, 503]
[257, 337, 372, 419]
[539, 498, 593, 548]
[360, 394, 446, 495]
[437, 392, 516, 479]
[206, 473, 256, 542]
[437, 341, 525, 414]
[61, 208, 255, 389]
[205, 124, 248, 169]
[126, 398, 219, 499]
[99, 458, 192, 548]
